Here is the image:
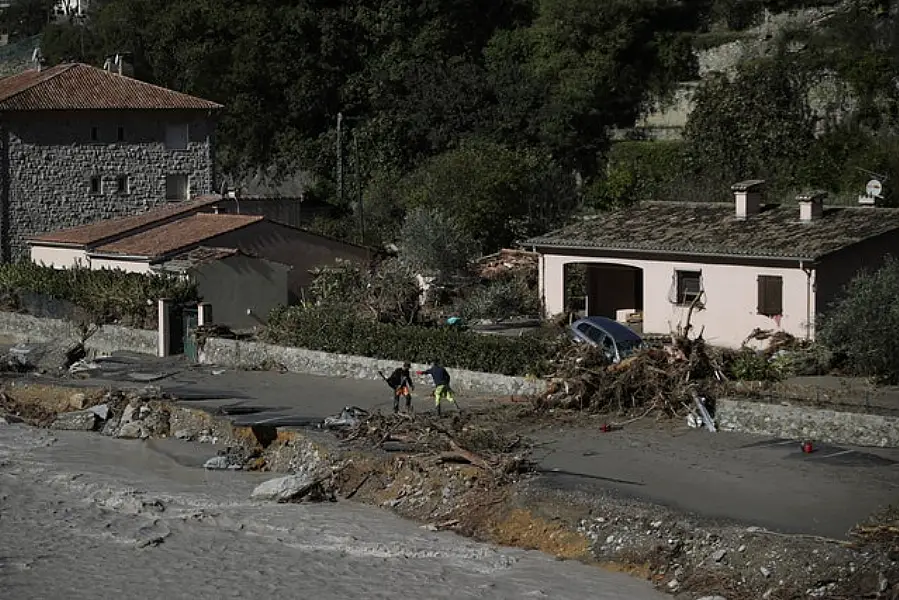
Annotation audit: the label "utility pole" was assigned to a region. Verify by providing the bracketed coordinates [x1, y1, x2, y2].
[353, 131, 364, 245]
[336, 112, 343, 205]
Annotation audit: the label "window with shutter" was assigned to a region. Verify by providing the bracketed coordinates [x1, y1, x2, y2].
[757, 275, 783, 316]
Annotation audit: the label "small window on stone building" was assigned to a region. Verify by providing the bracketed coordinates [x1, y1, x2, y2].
[89, 176, 102, 195]
[90, 126, 99, 142]
[165, 174, 189, 200]
[165, 123, 189, 150]
[117, 127, 125, 142]
[116, 174, 130, 195]
[757, 275, 783, 316]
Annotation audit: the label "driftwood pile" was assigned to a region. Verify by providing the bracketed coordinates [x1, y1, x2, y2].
[331, 411, 532, 481]
[539, 332, 728, 417]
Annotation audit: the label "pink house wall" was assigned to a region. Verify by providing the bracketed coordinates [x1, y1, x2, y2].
[539, 253, 814, 348]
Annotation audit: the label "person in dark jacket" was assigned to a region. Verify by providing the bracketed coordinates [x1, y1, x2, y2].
[384, 362, 415, 413]
[416, 361, 457, 416]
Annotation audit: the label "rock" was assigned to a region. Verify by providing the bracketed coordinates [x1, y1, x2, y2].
[36, 340, 85, 375]
[100, 417, 120, 436]
[697, 596, 728, 600]
[711, 549, 727, 563]
[203, 455, 241, 470]
[120, 403, 137, 425]
[760, 566, 771, 578]
[251, 475, 314, 502]
[86, 404, 110, 421]
[880, 573, 889, 593]
[49, 410, 98, 431]
[738, 544, 746, 552]
[666, 579, 680, 591]
[68, 393, 87, 410]
[140, 408, 170, 437]
[117, 421, 149, 440]
[173, 429, 192, 440]
[139, 405, 151, 418]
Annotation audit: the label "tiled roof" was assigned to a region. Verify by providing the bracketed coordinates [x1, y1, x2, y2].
[156, 246, 240, 272]
[0, 63, 222, 111]
[29, 196, 222, 246]
[525, 201, 899, 261]
[92, 213, 263, 259]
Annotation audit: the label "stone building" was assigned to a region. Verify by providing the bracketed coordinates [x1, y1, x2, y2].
[0, 62, 221, 260]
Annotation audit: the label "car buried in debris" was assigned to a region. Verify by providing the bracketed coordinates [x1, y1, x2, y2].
[570, 316, 644, 364]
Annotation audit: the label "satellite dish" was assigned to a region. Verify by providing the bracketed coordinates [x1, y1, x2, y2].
[866, 179, 884, 198]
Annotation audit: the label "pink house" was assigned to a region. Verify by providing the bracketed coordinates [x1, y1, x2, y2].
[526, 180, 899, 348]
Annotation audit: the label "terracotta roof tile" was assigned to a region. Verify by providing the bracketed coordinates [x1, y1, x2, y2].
[0, 63, 222, 111]
[29, 196, 222, 246]
[93, 213, 263, 259]
[525, 201, 899, 261]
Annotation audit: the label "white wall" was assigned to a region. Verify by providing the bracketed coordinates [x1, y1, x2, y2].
[30, 245, 88, 269]
[539, 253, 814, 348]
[89, 257, 152, 274]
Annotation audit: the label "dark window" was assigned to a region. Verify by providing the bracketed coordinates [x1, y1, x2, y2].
[117, 127, 125, 142]
[757, 275, 783, 316]
[675, 270, 702, 304]
[116, 175, 129, 194]
[89, 176, 102, 194]
[90, 126, 99, 142]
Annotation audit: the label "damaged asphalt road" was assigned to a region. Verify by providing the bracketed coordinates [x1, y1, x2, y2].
[11, 349, 899, 540]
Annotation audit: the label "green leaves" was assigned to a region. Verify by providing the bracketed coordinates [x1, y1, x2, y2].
[262, 304, 556, 376]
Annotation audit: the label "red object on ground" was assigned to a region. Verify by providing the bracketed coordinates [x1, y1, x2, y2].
[802, 441, 814, 454]
[600, 424, 612, 433]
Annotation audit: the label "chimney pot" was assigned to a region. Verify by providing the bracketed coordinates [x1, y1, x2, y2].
[732, 179, 765, 219]
[797, 190, 827, 222]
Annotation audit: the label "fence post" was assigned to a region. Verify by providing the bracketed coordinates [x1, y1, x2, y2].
[157, 298, 171, 358]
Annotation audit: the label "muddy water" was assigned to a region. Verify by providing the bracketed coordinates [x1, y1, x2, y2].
[0, 424, 665, 600]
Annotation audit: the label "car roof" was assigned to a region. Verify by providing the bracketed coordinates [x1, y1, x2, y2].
[573, 316, 642, 343]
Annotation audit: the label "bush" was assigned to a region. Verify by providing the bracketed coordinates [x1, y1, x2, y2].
[0, 262, 197, 328]
[461, 276, 540, 322]
[261, 305, 559, 376]
[817, 256, 899, 383]
[400, 207, 480, 281]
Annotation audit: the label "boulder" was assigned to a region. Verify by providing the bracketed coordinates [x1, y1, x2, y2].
[117, 421, 149, 440]
[68, 393, 87, 410]
[50, 410, 99, 431]
[100, 417, 120, 436]
[251, 475, 314, 502]
[35, 340, 85, 375]
[86, 403, 110, 421]
[120, 403, 137, 425]
[203, 455, 241, 470]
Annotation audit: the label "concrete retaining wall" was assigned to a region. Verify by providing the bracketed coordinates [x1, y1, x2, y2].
[0, 311, 157, 357]
[200, 337, 547, 396]
[716, 398, 899, 448]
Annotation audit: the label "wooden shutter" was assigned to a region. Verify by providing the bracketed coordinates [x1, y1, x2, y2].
[757, 275, 783, 316]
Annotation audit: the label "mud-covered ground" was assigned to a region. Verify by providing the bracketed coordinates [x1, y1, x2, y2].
[1, 381, 897, 600]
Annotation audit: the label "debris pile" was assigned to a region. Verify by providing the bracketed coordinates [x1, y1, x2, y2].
[476, 249, 538, 281]
[540, 333, 727, 417]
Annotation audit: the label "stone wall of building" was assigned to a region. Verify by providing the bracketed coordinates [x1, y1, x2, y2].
[3, 109, 215, 260]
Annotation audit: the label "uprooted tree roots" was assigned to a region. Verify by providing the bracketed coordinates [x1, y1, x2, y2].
[539, 334, 727, 417]
[332, 411, 534, 482]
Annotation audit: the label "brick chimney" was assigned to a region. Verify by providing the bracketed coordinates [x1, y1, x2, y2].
[732, 180, 765, 219]
[797, 190, 826, 222]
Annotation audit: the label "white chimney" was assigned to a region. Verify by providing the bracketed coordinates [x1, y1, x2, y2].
[797, 190, 826, 222]
[732, 180, 765, 219]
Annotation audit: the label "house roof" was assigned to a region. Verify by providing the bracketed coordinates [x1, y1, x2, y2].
[525, 201, 899, 261]
[156, 246, 240, 272]
[0, 63, 223, 111]
[92, 213, 263, 259]
[29, 195, 222, 247]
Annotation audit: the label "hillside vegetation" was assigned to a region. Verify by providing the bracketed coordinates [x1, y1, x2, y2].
[5, 0, 897, 251]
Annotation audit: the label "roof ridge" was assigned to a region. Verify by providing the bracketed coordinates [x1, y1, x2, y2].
[71, 63, 222, 108]
[0, 63, 73, 104]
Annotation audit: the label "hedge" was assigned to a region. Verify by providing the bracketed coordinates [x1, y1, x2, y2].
[261, 305, 559, 377]
[0, 262, 198, 329]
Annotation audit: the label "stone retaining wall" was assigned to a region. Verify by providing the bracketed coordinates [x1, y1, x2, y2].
[716, 398, 899, 448]
[0, 311, 157, 357]
[200, 337, 547, 397]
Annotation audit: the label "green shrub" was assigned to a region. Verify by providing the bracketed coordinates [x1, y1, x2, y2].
[461, 276, 540, 322]
[261, 304, 558, 376]
[0, 262, 197, 328]
[818, 256, 899, 383]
